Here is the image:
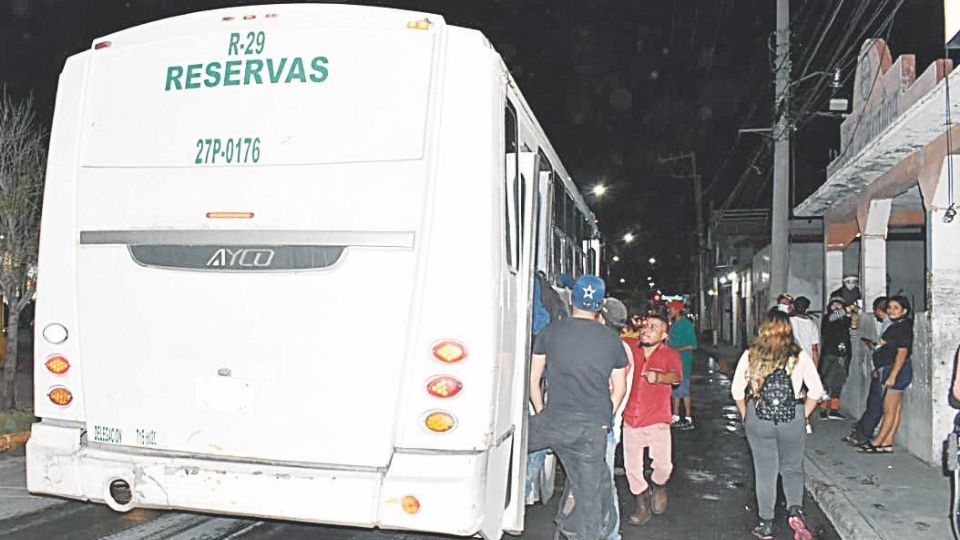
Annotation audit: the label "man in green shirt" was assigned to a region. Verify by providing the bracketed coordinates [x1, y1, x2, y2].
[667, 300, 698, 430]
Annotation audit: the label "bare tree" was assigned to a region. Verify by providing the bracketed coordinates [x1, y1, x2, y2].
[0, 91, 46, 410]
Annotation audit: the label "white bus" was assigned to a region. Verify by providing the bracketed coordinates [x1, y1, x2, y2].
[27, 5, 600, 539]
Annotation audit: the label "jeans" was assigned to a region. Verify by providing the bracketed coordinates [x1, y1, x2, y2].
[855, 371, 885, 441]
[744, 403, 806, 520]
[604, 432, 621, 540]
[529, 412, 613, 540]
[526, 449, 548, 503]
[820, 353, 850, 398]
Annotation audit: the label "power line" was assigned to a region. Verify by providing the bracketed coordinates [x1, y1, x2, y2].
[793, 0, 901, 128]
[804, 0, 906, 167]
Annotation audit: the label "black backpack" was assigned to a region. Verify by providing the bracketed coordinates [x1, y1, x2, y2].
[755, 365, 796, 424]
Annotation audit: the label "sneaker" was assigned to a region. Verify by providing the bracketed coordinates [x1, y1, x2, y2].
[787, 507, 813, 540]
[750, 519, 774, 539]
[828, 410, 844, 420]
[671, 415, 681, 424]
[679, 418, 695, 431]
[819, 409, 829, 420]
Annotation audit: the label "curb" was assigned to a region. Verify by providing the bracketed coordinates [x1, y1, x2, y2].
[0, 431, 30, 453]
[804, 454, 884, 540]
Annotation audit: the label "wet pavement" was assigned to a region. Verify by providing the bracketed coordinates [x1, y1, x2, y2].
[0, 350, 839, 539]
[596, 351, 840, 539]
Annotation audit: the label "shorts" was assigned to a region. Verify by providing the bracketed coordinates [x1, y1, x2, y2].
[879, 362, 913, 391]
[671, 377, 691, 398]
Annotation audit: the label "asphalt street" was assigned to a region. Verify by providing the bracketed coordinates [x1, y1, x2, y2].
[0, 352, 839, 539]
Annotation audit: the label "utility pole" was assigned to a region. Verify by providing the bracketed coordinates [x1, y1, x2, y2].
[770, 0, 791, 298]
[658, 152, 706, 334]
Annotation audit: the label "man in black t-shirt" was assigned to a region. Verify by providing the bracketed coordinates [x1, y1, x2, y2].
[529, 274, 628, 540]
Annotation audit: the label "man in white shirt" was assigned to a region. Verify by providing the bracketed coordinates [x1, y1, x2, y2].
[779, 295, 820, 369]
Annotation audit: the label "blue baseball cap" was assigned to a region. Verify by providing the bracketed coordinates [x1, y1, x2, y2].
[571, 274, 605, 312]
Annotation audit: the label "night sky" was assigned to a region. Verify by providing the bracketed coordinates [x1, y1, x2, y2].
[0, 0, 946, 294]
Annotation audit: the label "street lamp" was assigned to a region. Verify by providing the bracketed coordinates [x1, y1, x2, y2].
[619, 278, 626, 284]
[726, 271, 737, 281]
[612, 255, 621, 262]
[646, 276, 653, 282]
[592, 184, 607, 197]
[624, 233, 635, 244]
[648, 257, 657, 265]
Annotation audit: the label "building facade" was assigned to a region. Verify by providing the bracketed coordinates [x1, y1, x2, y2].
[795, 38, 959, 465]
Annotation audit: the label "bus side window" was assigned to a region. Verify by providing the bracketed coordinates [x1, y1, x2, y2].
[552, 229, 563, 278]
[504, 103, 519, 272]
[535, 151, 554, 274]
[553, 177, 564, 238]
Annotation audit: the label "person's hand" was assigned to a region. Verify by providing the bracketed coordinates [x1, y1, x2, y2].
[871, 369, 878, 378]
[883, 376, 896, 388]
[642, 371, 659, 384]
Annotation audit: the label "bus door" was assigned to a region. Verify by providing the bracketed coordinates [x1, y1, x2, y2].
[500, 150, 541, 534]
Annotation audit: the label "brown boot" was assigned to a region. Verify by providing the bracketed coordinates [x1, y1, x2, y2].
[650, 483, 668, 515]
[628, 491, 651, 525]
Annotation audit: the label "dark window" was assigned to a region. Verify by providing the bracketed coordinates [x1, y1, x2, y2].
[553, 229, 564, 277]
[504, 103, 518, 271]
[553, 176, 565, 236]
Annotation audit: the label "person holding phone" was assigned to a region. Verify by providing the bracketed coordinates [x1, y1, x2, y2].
[859, 296, 914, 453]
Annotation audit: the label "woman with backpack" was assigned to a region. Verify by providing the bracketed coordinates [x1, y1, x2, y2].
[732, 308, 825, 540]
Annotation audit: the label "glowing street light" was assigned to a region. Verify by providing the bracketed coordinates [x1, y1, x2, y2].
[648, 282, 656, 288]
[623, 233, 635, 244]
[727, 271, 737, 281]
[612, 255, 621, 262]
[592, 184, 608, 197]
[647, 276, 653, 282]
[648, 257, 657, 265]
[719, 276, 728, 284]
[619, 278, 626, 284]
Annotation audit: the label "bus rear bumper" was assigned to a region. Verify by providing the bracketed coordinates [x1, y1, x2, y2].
[26, 423, 487, 535]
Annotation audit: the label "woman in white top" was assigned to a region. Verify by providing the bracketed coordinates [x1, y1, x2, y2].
[732, 308, 824, 540]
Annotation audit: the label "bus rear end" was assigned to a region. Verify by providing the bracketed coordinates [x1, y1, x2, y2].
[27, 5, 511, 537]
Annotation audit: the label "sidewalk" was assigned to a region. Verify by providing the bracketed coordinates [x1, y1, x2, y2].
[702, 341, 953, 539]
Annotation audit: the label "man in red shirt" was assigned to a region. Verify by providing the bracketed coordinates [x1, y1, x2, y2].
[621, 314, 683, 526]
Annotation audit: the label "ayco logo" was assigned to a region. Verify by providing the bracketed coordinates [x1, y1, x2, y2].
[206, 248, 275, 268]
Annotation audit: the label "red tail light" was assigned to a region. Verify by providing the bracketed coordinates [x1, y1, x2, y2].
[432, 341, 467, 363]
[48, 387, 73, 406]
[427, 376, 463, 398]
[94, 41, 112, 50]
[45, 355, 71, 375]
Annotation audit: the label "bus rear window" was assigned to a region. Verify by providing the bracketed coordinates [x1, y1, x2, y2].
[80, 28, 435, 167]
